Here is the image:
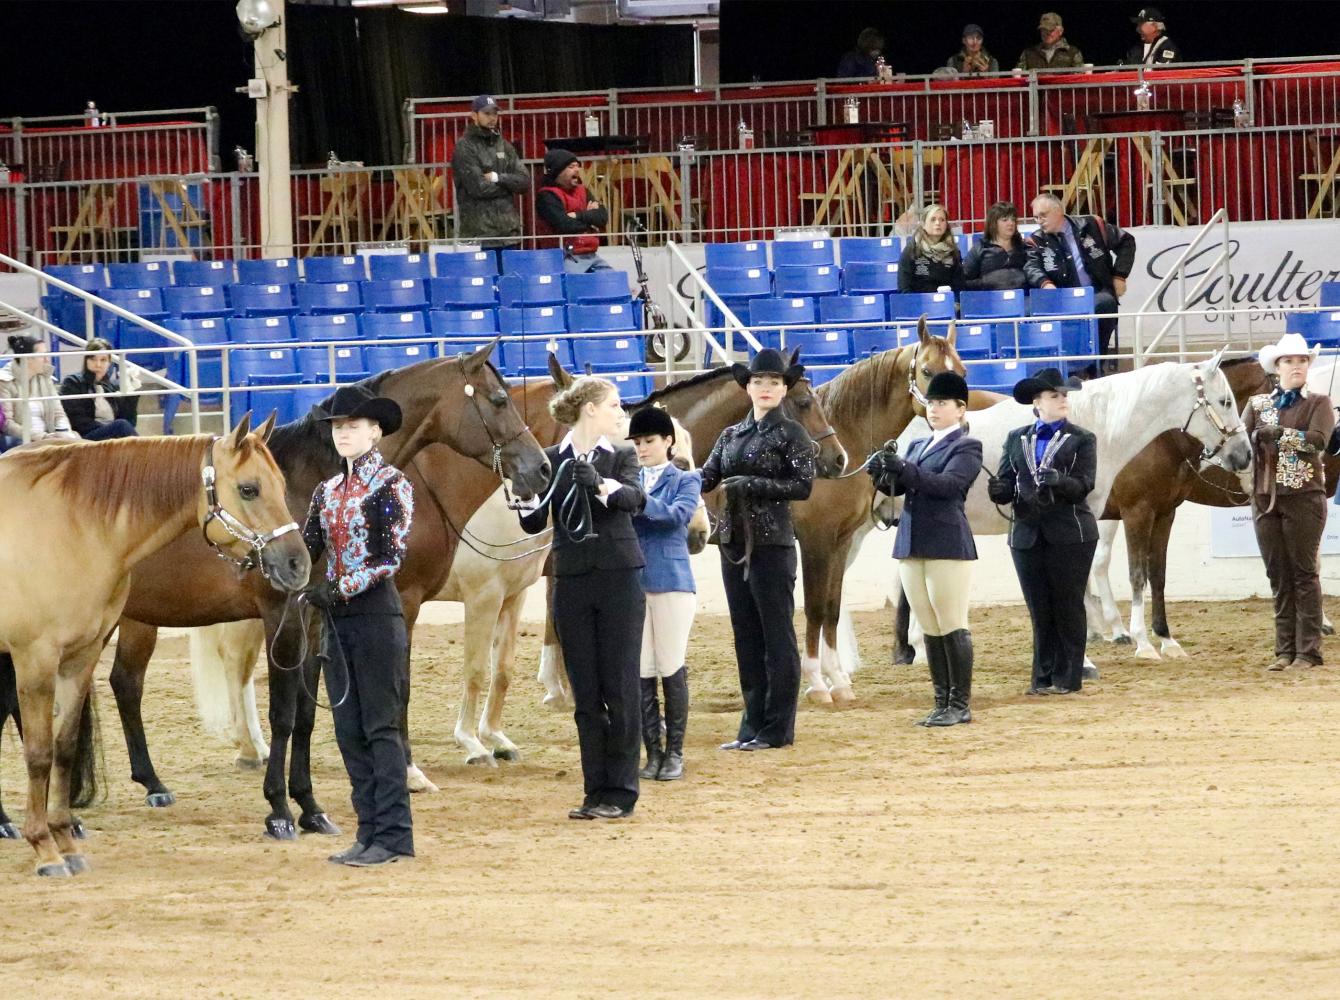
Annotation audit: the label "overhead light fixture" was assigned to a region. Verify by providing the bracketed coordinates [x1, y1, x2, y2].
[404, 3, 450, 12]
[236, 0, 280, 36]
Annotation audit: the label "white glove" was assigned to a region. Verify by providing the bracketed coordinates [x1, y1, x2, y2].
[485, 171, 499, 183]
[123, 366, 142, 392]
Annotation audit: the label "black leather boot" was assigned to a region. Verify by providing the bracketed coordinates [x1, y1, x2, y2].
[658, 667, 688, 781]
[928, 629, 973, 727]
[918, 634, 950, 726]
[639, 677, 663, 779]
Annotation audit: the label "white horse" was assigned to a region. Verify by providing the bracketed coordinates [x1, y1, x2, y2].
[834, 355, 1252, 678]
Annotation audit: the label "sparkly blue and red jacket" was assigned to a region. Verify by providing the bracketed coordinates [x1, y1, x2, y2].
[303, 448, 414, 617]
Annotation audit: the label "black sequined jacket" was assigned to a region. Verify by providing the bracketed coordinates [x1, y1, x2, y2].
[701, 407, 816, 547]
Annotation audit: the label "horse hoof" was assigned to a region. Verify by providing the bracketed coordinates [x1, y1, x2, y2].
[493, 747, 521, 762]
[1112, 634, 1133, 646]
[1082, 663, 1101, 682]
[145, 791, 176, 808]
[466, 753, 499, 768]
[1162, 640, 1188, 659]
[62, 853, 89, 875]
[235, 756, 265, 771]
[70, 820, 88, 841]
[541, 693, 571, 712]
[264, 817, 297, 841]
[893, 646, 916, 666]
[830, 686, 856, 706]
[1324, 623, 1336, 637]
[36, 861, 72, 878]
[1135, 645, 1161, 661]
[298, 813, 341, 837]
[406, 767, 439, 794]
[0, 822, 20, 840]
[805, 686, 833, 706]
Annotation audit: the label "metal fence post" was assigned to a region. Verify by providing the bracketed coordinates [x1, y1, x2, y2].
[205, 106, 221, 172]
[678, 144, 695, 242]
[1243, 59, 1256, 123]
[608, 88, 620, 134]
[14, 182, 28, 267]
[911, 141, 925, 209]
[404, 99, 417, 164]
[1151, 131, 1166, 227]
[816, 79, 827, 126]
[1027, 72, 1040, 137]
[230, 173, 243, 260]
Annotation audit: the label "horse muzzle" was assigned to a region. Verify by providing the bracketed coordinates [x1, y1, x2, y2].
[260, 536, 313, 594]
[1218, 434, 1253, 473]
[504, 444, 551, 501]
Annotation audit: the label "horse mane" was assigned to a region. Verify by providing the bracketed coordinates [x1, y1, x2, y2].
[1071, 362, 1184, 442]
[6, 435, 213, 528]
[637, 366, 735, 407]
[817, 347, 909, 429]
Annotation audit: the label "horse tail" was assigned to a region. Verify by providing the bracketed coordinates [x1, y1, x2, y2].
[69, 689, 105, 809]
[0, 652, 19, 734]
[189, 622, 265, 740]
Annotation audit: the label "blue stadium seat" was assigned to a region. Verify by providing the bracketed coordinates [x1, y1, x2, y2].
[362, 278, 429, 313]
[296, 344, 369, 384]
[236, 257, 299, 285]
[966, 357, 1047, 392]
[96, 288, 167, 352]
[501, 248, 564, 276]
[365, 342, 435, 372]
[296, 280, 362, 315]
[430, 308, 498, 337]
[806, 364, 845, 387]
[107, 261, 171, 289]
[162, 317, 228, 431]
[228, 347, 301, 425]
[362, 311, 428, 341]
[568, 301, 638, 333]
[705, 241, 768, 271]
[164, 284, 231, 320]
[41, 264, 108, 336]
[953, 323, 995, 360]
[428, 275, 497, 310]
[1320, 282, 1340, 308]
[843, 261, 900, 295]
[839, 236, 901, 264]
[303, 255, 366, 284]
[960, 289, 1026, 319]
[229, 315, 295, 343]
[230, 283, 299, 318]
[708, 266, 772, 298]
[852, 321, 919, 358]
[1028, 286, 1097, 364]
[369, 253, 432, 282]
[172, 259, 235, 287]
[434, 250, 498, 279]
[607, 372, 653, 402]
[779, 327, 851, 363]
[888, 291, 955, 321]
[42, 263, 107, 294]
[498, 305, 566, 337]
[956, 233, 975, 257]
[498, 273, 565, 308]
[498, 335, 573, 376]
[749, 297, 816, 351]
[290, 384, 335, 420]
[564, 270, 632, 303]
[772, 238, 836, 268]
[820, 294, 886, 325]
[1306, 310, 1340, 348]
[572, 334, 644, 371]
[294, 312, 359, 342]
[774, 264, 841, 299]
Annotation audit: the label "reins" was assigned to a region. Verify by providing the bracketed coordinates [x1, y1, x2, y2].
[200, 436, 300, 580]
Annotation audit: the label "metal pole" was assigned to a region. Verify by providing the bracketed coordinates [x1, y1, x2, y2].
[205, 106, 221, 172]
[1151, 131, 1166, 226]
[911, 141, 925, 208]
[816, 79, 827, 127]
[14, 182, 28, 267]
[230, 173, 244, 259]
[1027, 72, 1039, 137]
[678, 144, 694, 242]
[255, 0, 294, 257]
[608, 88, 620, 135]
[403, 98, 416, 164]
[1222, 211, 1234, 344]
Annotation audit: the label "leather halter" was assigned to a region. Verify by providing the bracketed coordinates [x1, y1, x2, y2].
[200, 436, 299, 575]
[1180, 367, 1242, 462]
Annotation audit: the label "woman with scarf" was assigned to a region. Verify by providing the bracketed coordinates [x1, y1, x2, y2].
[986, 368, 1098, 695]
[59, 337, 140, 440]
[1243, 333, 1335, 670]
[0, 335, 79, 444]
[898, 203, 963, 293]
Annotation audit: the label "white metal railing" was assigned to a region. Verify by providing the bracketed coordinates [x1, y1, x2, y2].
[1133, 208, 1233, 365]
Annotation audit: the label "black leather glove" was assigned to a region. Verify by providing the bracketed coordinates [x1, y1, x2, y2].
[301, 580, 338, 610]
[571, 459, 600, 490]
[987, 475, 1012, 504]
[886, 452, 907, 475]
[721, 475, 752, 497]
[1037, 468, 1062, 486]
[1256, 424, 1284, 444]
[866, 452, 887, 479]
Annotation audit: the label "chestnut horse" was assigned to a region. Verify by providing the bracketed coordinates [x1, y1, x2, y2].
[100, 345, 550, 839]
[0, 418, 309, 875]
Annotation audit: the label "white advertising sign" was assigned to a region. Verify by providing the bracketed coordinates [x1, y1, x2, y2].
[1209, 500, 1340, 558]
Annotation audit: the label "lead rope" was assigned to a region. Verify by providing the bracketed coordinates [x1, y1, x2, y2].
[267, 594, 351, 712]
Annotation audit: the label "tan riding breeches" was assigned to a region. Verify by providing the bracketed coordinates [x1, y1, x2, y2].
[899, 558, 974, 635]
[639, 590, 697, 678]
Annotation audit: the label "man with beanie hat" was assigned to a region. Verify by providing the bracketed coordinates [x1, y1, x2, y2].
[1016, 12, 1086, 70]
[451, 96, 530, 261]
[947, 25, 999, 76]
[536, 148, 612, 273]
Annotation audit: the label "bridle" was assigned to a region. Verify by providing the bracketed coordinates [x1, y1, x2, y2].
[1180, 366, 1243, 463]
[458, 366, 533, 509]
[787, 381, 839, 461]
[200, 436, 299, 577]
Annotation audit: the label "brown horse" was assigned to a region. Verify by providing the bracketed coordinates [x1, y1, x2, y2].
[0, 417, 309, 875]
[102, 345, 550, 839]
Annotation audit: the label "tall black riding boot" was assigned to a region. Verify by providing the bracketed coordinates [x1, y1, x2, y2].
[928, 629, 973, 727]
[658, 667, 688, 781]
[639, 677, 663, 779]
[918, 634, 950, 726]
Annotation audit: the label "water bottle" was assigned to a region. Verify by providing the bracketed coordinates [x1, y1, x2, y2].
[875, 56, 892, 83]
[737, 119, 755, 151]
[844, 98, 860, 125]
[584, 111, 600, 137]
[85, 101, 101, 128]
[1133, 83, 1152, 112]
[327, 150, 340, 169]
[234, 146, 255, 172]
[961, 118, 973, 140]
[1232, 98, 1251, 129]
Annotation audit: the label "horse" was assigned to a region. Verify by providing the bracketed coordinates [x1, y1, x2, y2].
[0, 417, 309, 875]
[1088, 357, 1340, 658]
[98, 344, 551, 840]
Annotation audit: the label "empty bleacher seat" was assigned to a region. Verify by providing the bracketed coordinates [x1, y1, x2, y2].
[956, 233, 975, 257]
[960, 289, 1026, 319]
[820, 294, 886, 326]
[565, 270, 632, 303]
[303, 255, 366, 284]
[608, 372, 652, 402]
[164, 284, 231, 320]
[780, 327, 851, 363]
[434, 249, 498, 279]
[41, 264, 108, 335]
[430, 307, 498, 337]
[368, 253, 431, 282]
[1013, 320, 1065, 357]
[843, 261, 900, 296]
[365, 342, 435, 372]
[888, 291, 955, 321]
[568, 301, 638, 333]
[162, 317, 228, 430]
[708, 266, 772, 298]
[294, 313, 359, 342]
[1029, 286, 1097, 365]
[501, 248, 564, 276]
[852, 320, 919, 358]
[498, 273, 565, 308]
[231, 283, 299, 318]
[297, 280, 362, 315]
[236, 257, 298, 285]
[750, 297, 815, 351]
[173, 259, 236, 287]
[954, 323, 994, 360]
[1289, 310, 1340, 347]
[1320, 282, 1340, 308]
[362, 278, 429, 313]
[296, 344, 369, 383]
[705, 241, 769, 272]
[806, 364, 845, 386]
[774, 263, 841, 299]
[499, 335, 573, 376]
[290, 383, 335, 419]
[228, 346, 301, 424]
[498, 305, 566, 337]
[967, 357, 1046, 392]
[572, 333, 644, 371]
[229, 315, 294, 343]
[772, 238, 836, 268]
[362, 311, 428, 341]
[96, 287, 167, 346]
[839, 236, 902, 264]
[429, 275, 496, 310]
[107, 261, 171, 289]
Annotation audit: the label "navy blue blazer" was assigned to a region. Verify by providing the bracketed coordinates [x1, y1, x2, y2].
[878, 427, 983, 561]
[632, 463, 701, 594]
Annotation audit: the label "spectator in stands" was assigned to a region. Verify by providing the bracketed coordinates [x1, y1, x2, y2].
[1015, 12, 1086, 71]
[1024, 193, 1136, 374]
[536, 149, 612, 274]
[451, 95, 530, 262]
[837, 27, 885, 78]
[0, 335, 78, 443]
[59, 337, 140, 441]
[0, 404, 18, 453]
[962, 201, 1028, 290]
[899, 204, 963, 293]
[946, 25, 999, 76]
[1122, 7, 1182, 67]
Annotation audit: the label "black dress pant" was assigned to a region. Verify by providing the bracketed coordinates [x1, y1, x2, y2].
[721, 543, 801, 746]
[329, 614, 414, 856]
[1095, 288, 1119, 356]
[1011, 537, 1098, 692]
[552, 567, 646, 811]
[1254, 491, 1328, 664]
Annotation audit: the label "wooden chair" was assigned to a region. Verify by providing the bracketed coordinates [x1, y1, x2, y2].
[145, 178, 211, 252]
[1300, 132, 1340, 219]
[605, 157, 688, 243]
[1128, 135, 1198, 226]
[299, 172, 370, 256]
[1040, 138, 1110, 218]
[49, 182, 118, 264]
[377, 168, 450, 246]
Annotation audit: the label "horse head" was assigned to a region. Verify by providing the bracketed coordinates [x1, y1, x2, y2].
[1188, 347, 1252, 472]
[910, 315, 967, 414]
[201, 413, 312, 593]
[784, 348, 848, 477]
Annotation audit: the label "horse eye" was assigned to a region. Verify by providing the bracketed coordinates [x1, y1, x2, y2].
[491, 391, 507, 407]
[238, 483, 259, 501]
[921, 366, 931, 377]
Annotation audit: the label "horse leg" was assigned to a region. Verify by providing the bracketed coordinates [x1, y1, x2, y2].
[1089, 520, 1131, 643]
[537, 576, 572, 710]
[818, 547, 855, 703]
[47, 653, 99, 875]
[12, 647, 70, 875]
[1121, 509, 1161, 661]
[0, 654, 20, 839]
[480, 590, 524, 761]
[280, 615, 338, 837]
[397, 596, 439, 794]
[1148, 508, 1187, 658]
[225, 622, 269, 768]
[261, 631, 301, 841]
[108, 619, 176, 807]
[798, 542, 834, 705]
[836, 529, 871, 676]
[456, 588, 501, 767]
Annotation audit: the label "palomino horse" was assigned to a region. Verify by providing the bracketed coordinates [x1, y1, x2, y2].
[0, 417, 309, 875]
[1089, 357, 1340, 658]
[100, 345, 550, 839]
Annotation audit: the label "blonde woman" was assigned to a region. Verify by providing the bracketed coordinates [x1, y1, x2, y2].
[0, 335, 79, 443]
[898, 203, 963, 293]
[518, 376, 647, 819]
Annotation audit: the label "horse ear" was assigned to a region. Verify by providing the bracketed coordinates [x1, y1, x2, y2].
[917, 314, 931, 346]
[254, 411, 277, 444]
[229, 411, 253, 449]
[787, 347, 801, 367]
[463, 337, 499, 372]
[548, 351, 574, 389]
[1205, 345, 1227, 374]
[945, 319, 958, 347]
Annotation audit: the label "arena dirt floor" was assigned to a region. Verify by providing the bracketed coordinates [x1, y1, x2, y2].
[2, 598, 1339, 999]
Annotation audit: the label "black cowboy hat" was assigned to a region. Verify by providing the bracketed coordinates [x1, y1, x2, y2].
[626, 406, 675, 441]
[317, 383, 403, 435]
[926, 370, 969, 404]
[731, 347, 805, 388]
[1011, 367, 1084, 406]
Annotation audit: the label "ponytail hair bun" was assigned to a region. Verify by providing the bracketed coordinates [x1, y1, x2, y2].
[549, 375, 618, 426]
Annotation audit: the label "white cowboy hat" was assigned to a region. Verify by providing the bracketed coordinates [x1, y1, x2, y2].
[1258, 332, 1320, 373]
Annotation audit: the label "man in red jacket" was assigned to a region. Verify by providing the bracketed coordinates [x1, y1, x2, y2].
[536, 148, 612, 273]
